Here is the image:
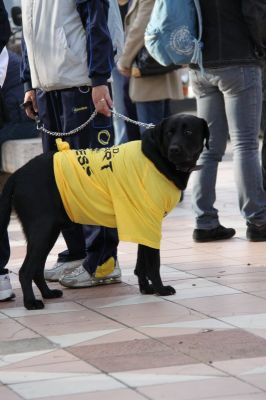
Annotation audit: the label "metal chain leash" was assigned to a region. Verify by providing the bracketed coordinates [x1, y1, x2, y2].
[35, 108, 155, 137]
[35, 109, 97, 137]
[111, 108, 155, 130]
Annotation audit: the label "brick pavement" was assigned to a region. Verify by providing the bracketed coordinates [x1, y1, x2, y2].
[1, 146, 266, 399]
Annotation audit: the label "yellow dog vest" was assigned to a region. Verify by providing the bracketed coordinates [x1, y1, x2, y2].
[54, 140, 181, 249]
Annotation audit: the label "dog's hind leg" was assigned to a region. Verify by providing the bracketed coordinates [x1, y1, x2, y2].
[135, 245, 176, 296]
[19, 222, 62, 310]
[19, 252, 44, 310]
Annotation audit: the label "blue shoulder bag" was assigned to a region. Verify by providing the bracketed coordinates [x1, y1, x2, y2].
[144, 0, 203, 71]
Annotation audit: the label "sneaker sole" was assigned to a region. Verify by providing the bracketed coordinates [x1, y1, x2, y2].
[0, 291, 15, 301]
[44, 276, 60, 282]
[194, 238, 233, 243]
[193, 234, 236, 242]
[44, 267, 83, 282]
[60, 276, 122, 288]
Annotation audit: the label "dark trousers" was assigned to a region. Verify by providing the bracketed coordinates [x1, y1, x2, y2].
[36, 86, 119, 274]
[136, 99, 171, 135]
[262, 64, 266, 191]
[0, 231, 9, 273]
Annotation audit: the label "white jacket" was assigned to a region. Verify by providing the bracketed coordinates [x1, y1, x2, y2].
[21, 0, 124, 91]
[22, 0, 91, 91]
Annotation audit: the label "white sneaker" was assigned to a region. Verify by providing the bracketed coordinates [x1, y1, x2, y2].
[0, 273, 15, 301]
[44, 259, 85, 282]
[59, 258, 121, 288]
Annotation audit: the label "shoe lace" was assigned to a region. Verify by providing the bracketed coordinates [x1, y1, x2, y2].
[53, 261, 65, 269]
[68, 265, 84, 277]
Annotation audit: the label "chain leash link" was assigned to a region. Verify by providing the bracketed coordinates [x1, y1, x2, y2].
[35, 108, 155, 137]
[111, 108, 155, 130]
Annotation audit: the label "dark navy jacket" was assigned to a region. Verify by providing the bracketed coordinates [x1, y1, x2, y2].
[21, 0, 114, 91]
[3, 51, 30, 123]
[194, 0, 264, 68]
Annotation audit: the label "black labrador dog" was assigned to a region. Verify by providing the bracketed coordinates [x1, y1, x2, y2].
[0, 114, 209, 309]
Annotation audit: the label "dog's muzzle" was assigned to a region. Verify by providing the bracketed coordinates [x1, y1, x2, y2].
[175, 164, 203, 173]
[168, 144, 203, 173]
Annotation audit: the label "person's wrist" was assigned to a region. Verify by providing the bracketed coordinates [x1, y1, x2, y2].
[24, 81, 33, 94]
[91, 77, 108, 87]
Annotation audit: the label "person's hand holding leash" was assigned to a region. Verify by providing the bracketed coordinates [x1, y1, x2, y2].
[92, 85, 112, 117]
[23, 90, 38, 119]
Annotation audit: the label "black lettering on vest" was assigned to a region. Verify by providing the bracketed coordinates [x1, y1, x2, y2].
[77, 155, 89, 166]
[86, 165, 92, 176]
[101, 161, 113, 172]
[103, 150, 112, 161]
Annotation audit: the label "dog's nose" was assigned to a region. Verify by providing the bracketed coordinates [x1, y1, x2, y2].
[170, 146, 182, 156]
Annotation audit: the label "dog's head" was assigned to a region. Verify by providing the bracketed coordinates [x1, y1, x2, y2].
[148, 113, 209, 173]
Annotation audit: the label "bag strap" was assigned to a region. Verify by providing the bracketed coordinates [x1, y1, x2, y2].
[191, 0, 204, 73]
[194, 0, 203, 42]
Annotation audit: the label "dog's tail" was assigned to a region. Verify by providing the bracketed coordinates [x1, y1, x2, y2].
[0, 174, 16, 269]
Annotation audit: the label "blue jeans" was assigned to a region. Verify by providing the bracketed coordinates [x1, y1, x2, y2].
[111, 66, 128, 145]
[136, 100, 171, 134]
[190, 65, 266, 229]
[261, 64, 266, 190]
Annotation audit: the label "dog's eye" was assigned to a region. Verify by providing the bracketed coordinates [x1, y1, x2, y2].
[184, 130, 192, 136]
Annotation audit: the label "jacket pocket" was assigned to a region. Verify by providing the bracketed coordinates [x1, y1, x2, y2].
[56, 26, 80, 65]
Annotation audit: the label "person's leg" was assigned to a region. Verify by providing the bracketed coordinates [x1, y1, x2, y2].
[59, 86, 119, 281]
[36, 90, 62, 152]
[123, 78, 141, 142]
[261, 63, 266, 190]
[222, 65, 266, 228]
[36, 90, 86, 281]
[82, 225, 118, 272]
[136, 99, 171, 135]
[190, 70, 229, 228]
[111, 66, 128, 145]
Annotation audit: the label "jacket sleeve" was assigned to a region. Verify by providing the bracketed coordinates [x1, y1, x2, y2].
[20, 36, 33, 93]
[76, 0, 114, 87]
[107, 0, 124, 63]
[0, 0, 11, 54]
[118, 0, 155, 69]
[242, 0, 266, 56]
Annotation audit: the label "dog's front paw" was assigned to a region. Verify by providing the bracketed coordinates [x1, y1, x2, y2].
[156, 285, 176, 296]
[43, 289, 63, 299]
[140, 284, 155, 295]
[24, 299, 45, 310]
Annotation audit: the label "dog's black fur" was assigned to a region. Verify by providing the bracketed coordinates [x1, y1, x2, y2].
[0, 114, 209, 309]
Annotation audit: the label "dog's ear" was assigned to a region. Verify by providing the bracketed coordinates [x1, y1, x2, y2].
[201, 119, 210, 149]
[143, 119, 167, 150]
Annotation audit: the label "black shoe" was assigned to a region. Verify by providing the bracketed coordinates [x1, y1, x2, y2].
[193, 225, 236, 242]
[246, 223, 266, 242]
